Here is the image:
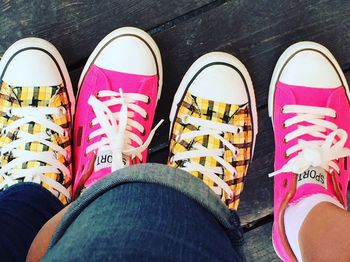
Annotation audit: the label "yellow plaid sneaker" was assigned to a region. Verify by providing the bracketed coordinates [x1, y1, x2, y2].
[168, 52, 258, 210]
[0, 38, 75, 204]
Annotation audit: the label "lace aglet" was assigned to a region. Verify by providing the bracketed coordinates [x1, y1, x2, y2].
[153, 119, 164, 132]
[268, 171, 279, 178]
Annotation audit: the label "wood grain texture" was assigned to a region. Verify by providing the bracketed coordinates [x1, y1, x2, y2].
[0, 0, 215, 66]
[244, 222, 279, 262]
[149, 0, 350, 148]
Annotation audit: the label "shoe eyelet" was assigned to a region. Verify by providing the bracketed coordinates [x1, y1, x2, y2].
[146, 97, 150, 105]
[141, 129, 146, 136]
[96, 92, 100, 97]
[282, 122, 286, 128]
[87, 136, 90, 143]
[144, 114, 148, 121]
[334, 112, 337, 119]
[281, 106, 285, 113]
[283, 138, 287, 144]
[89, 122, 93, 128]
[237, 127, 242, 134]
[65, 153, 71, 162]
[284, 153, 289, 159]
[58, 106, 66, 116]
[84, 151, 88, 157]
[181, 115, 189, 124]
[46, 129, 53, 136]
[175, 135, 181, 143]
[6, 109, 12, 117]
[283, 179, 288, 188]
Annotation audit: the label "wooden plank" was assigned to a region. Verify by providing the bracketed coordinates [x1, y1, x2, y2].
[0, 0, 216, 67]
[244, 222, 279, 262]
[149, 0, 350, 145]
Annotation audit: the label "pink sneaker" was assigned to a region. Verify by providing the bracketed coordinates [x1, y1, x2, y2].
[269, 42, 350, 261]
[73, 27, 163, 198]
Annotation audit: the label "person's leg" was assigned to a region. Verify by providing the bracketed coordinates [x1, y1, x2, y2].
[299, 202, 350, 261]
[36, 164, 245, 261]
[43, 182, 242, 261]
[0, 183, 63, 262]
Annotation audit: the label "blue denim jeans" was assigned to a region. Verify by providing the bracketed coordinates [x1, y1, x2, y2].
[0, 183, 63, 262]
[2, 164, 245, 261]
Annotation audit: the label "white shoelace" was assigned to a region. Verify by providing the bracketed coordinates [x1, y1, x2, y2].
[269, 105, 350, 177]
[0, 106, 71, 198]
[86, 89, 163, 171]
[171, 114, 241, 198]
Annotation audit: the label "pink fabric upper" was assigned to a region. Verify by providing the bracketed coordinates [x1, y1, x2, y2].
[73, 65, 159, 194]
[272, 81, 350, 261]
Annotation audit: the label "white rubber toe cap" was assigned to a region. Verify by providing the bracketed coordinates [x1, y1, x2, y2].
[189, 64, 248, 104]
[94, 35, 157, 76]
[279, 50, 342, 88]
[3, 49, 62, 87]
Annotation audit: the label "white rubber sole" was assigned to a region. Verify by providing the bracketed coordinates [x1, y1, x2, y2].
[77, 27, 163, 102]
[268, 41, 350, 122]
[0, 37, 75, 116]
[169, 52, 258, 157]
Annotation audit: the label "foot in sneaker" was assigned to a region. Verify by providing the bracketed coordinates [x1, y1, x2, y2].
[168, 52, 258, 210]
[0, 38, 75, 204]
[73, 27, 163, 198]
[268, 41, 350, 261]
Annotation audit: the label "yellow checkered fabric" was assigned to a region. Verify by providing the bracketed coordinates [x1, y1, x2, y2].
[0, 81, 72, 204]
[168, 91, 253, 210]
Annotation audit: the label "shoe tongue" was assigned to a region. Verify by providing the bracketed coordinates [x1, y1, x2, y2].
[297, 166, 327, 189]
[291, 167, 334, 203]
[12, 85, 59, 107]
[93, 150, 130, 172]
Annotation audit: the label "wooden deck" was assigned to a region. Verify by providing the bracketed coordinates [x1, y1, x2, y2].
[2, 0, 350, 260]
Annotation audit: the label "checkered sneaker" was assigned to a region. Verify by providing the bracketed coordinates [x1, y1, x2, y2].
[0, 81, 72, 204]
[168, 91, 253, 210]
